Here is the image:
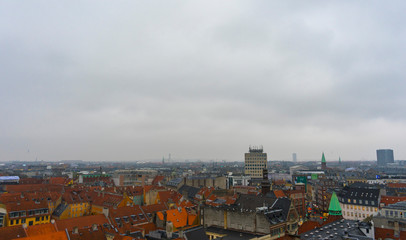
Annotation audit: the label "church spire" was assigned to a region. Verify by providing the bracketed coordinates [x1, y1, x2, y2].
[328, 192, 342, 216]
[321, 152, 327, 170]
[321, 152, 326, 163]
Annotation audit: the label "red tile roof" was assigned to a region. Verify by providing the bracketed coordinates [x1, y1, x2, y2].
[166, 207, 188, 229]
[68, 227, 107, 240]
[13, 231, 69, 240]
[6, 184, 64, 193]
[25, 223, 57, 236]
[49, 177, 69, 185]
[157, 190, 182, 204]
[375, 227, 406, 240]
[297, 221, 322, 234]
[0, 225, 26, 240]
[388, 183, 406, 188]
[274, 190, 286, 198]
[0, 192, 61, 204]
[380, 195, 406, 206]
[152, 176, 165, 185]
[55, 214, 109, 231]
[141, 203, 167, 214]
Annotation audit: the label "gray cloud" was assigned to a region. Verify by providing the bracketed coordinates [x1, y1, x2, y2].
[1, 1, 406, 162]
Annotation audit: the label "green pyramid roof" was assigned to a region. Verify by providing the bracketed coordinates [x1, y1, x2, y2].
[328, 192, 342, 215]
[321, 152, 326, 163]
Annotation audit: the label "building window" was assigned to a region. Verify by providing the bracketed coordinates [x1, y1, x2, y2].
[10, 220, 14, 225]
[21, 219, 26, 224]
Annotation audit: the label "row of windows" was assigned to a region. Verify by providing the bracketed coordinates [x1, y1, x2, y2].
[342, 198, 375, 205]
[245, 167, 266, 170]
[10, 215, 49, 225]
[385, 210, 406, 218]
[9, 209, 49, 218]
[343, 205, 377, 212]
[343, 211, 371, 219]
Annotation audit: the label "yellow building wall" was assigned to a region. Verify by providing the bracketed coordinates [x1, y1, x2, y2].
[7, 215, 51, 226]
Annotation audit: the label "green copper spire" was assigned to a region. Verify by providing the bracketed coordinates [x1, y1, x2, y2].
[328, 192, 342, 216]
[321, 152, 326, 163]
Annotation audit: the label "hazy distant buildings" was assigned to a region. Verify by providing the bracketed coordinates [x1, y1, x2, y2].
[377, 149, 394, 166]
[292, 153, 297, 162]
[244, 146, 267, 178]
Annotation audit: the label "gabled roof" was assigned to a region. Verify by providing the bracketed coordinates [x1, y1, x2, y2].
[166, 207, 188, 229]
[152, 176, 165, 185]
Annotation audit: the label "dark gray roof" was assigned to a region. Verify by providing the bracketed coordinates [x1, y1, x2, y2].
[205, 226, 264, 239]
[178, 185, 200, 200]
[383, 200, 406, 210]
[234, 194, 276, 211]
[52, 203, 68, 217]
[338, 186, 380, 207]
[184, 227, 209, 240]
[300, 219, 373, 240]
[166, 178, 183, 187]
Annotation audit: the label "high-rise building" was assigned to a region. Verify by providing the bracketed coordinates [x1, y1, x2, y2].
[377, 149, 394, 166]
[292, 153, 297, 162]
[244, 146, 267, 178]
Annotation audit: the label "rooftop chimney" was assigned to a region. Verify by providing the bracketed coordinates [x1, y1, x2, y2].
[92, 224, 98, 231]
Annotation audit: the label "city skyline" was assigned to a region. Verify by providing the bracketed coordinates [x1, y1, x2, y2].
[1, 1, 406, 162]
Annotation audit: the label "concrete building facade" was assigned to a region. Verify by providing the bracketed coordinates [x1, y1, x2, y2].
[244, 146, 268, 178]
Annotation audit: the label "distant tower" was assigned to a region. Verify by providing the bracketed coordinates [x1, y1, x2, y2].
[321, 152, 327, 170]
[261, 168, 270, 195]
[292, 153, 297, 162]
[339, 156, 342, 165]
[162, 156, 165, 165]
[377, 149, 394, 166]
[244, 146, 268, 178]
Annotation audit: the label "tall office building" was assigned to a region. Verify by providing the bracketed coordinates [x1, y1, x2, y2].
[244, 146, 267, 178]
[292, 153, 297, 162]
[377, 149, 394, 166]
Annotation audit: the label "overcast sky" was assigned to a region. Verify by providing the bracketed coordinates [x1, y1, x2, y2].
[1, 1, 406, 162]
